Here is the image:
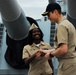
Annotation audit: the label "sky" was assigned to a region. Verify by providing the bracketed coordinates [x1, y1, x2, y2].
[17, 0, 49, 19]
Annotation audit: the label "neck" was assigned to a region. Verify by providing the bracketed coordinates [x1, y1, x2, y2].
[33, 40, 41, 44]
[57, 14, 63, 23]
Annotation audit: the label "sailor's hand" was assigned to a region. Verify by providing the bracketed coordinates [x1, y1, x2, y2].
[39, 49, 52, 54]
[35, 51, 42, 58]
[45, 52, 51, 60]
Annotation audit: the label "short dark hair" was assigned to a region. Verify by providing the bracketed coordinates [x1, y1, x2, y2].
[42, 3, 61, 16]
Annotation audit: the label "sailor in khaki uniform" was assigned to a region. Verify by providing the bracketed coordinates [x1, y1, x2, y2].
[22, 23, 53, 75]
[54, 17, 76, 75]
[41, 3, 76, 75]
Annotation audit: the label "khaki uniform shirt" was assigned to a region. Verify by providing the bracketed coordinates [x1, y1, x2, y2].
[22, 41, 53, 75]
[54, 17, 76, 75]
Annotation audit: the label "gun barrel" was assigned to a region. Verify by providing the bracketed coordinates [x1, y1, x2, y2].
[0, 0, 30, 40]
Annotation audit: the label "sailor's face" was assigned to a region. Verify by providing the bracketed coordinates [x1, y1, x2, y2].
[47, 10, 57, 23]
[32, 28, 41, 40]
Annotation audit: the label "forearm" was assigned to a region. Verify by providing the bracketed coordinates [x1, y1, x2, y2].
[51, 48, 66, 57]
[51, 44, 68, 57]
[24, 53, 36, 65]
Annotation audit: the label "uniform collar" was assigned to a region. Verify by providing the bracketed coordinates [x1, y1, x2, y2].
[31, 41, 45, 47]
[58, 16, 66, 24]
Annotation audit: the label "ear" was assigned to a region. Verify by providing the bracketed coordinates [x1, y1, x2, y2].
[54, 9, 58, 14]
